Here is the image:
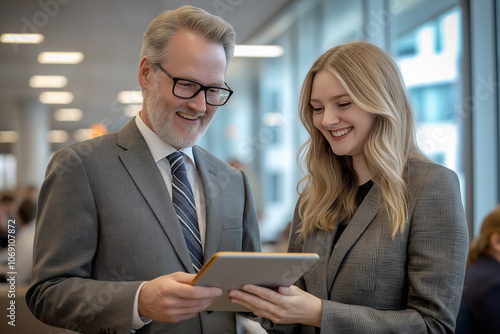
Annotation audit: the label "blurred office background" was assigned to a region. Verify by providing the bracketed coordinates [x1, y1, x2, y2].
[0, 0, 498, 243]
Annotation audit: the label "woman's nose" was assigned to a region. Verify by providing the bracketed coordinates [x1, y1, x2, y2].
[322, 108, 340, 127]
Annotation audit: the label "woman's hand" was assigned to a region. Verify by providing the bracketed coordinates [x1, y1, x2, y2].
[229, 284, 322, 327]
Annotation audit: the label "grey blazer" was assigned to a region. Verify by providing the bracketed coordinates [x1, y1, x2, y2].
[26, 119, 261, 334]
[264, 160, 469, 334]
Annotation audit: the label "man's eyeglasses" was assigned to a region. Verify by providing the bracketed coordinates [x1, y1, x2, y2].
[155, 63, 233, 106]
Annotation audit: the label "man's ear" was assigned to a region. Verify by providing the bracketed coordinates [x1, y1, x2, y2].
[138, 57, 152, 90]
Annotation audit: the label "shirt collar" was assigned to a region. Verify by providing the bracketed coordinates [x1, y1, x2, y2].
[135, 115, 196, 168]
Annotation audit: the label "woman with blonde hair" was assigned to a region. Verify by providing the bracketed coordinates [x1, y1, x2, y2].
[456, 205, 500, 334]
[230, 41, 469, 333]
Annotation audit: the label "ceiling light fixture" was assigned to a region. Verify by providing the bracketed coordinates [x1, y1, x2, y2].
[0, 131, 19, 143]
[73, 128, 91, 142]
[124, 104, 142, 117]
[39, 91, 74, 104]
[54, 108, 83, 121]
[117, 90, 143, 104]
[0, 33, 44, 44]
[47, 130, 69, 143]
[29, 75, 67, 88]
[234, 45, 284, 57]
[38, 52, 84, 64]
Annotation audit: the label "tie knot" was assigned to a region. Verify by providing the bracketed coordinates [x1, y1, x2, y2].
[167, 151, 185, 173]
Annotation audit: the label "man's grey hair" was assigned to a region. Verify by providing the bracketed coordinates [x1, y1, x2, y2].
[140, 5, 236, 67]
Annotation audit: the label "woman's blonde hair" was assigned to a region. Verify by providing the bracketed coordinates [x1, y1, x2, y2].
[140, 5, 235, 66]
[467, 205, 500, 265]
[297, 41, 428, 239]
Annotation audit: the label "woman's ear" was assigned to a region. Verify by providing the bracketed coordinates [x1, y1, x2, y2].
[490, 232, 500, 254]
[138, 57, 152, 90]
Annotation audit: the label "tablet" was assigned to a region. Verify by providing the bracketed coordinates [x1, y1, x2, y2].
[191, 251, 319, 311]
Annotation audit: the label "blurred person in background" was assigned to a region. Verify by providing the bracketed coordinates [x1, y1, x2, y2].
[456, 205, 500, 334]
[0, 193, 16, 248]
[0, 197, 37, 285]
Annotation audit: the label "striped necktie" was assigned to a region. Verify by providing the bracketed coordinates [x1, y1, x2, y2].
[167, 151, 204, 272]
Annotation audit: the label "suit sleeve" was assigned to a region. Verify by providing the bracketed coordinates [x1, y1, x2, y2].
[25, 147, 142, 334]
[318, 166, 469, 333]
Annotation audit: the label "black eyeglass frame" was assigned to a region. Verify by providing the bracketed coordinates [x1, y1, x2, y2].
[155, 63, 233, 106]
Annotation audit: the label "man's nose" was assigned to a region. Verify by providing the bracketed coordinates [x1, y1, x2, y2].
[187, 90, 208, 113]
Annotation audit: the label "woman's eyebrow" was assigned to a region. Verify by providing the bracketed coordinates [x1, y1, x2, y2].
[310, 93, 349, 103]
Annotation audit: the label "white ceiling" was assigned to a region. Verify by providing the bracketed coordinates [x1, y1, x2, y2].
[0, 0, 292, 144]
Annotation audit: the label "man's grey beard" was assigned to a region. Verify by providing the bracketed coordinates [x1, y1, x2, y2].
[145, 80, 212, 149]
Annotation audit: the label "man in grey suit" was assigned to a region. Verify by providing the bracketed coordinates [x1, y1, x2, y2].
[26, 6, 261, 334]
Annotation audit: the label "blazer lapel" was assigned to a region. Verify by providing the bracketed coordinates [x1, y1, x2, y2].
[326, 184, 383, 292]
[193, 147, 224, 260]
[117, 120, 194, 273]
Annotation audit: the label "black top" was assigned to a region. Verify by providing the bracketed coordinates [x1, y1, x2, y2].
[333, 180, 373, 245]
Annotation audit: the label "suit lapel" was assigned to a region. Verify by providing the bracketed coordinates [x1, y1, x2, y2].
[193, 147, 224, 260]
[117, 120, 194, 273]
[326, 184, 383, 292]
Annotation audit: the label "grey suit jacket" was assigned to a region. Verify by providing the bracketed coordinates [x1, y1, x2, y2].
[26, 119, 261, 334]
[264, 160, 469, 334]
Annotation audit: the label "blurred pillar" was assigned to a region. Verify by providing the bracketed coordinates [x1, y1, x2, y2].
[13, 99, 50, 193]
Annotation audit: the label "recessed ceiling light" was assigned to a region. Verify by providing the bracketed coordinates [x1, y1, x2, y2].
[0, 131, 19, 143]
[29, 75, 67, 88]
[117, 91, 143, 104]
[54, 108, 83, 121]
[47, 130, 69, 143]
[73, 128, 91, 142]
[39, 91, 74, 104]
[124, 104, 142, 117]
[38, 52, 84, 64]
[234, 45, 284, 57]
[0, 33, 44, 44]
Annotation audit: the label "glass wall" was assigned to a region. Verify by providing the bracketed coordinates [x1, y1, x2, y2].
[201, 0, 476, 242]
[468, 0, 499, 235]
[395, 7, 465, 199]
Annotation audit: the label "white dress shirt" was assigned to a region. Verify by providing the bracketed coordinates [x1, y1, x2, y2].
[131, 115, 207, 329]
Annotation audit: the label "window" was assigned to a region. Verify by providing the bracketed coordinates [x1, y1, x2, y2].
[395, 7, 465, 199]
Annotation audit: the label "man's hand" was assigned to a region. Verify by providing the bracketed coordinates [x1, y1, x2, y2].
[138, 272, 222, 323]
